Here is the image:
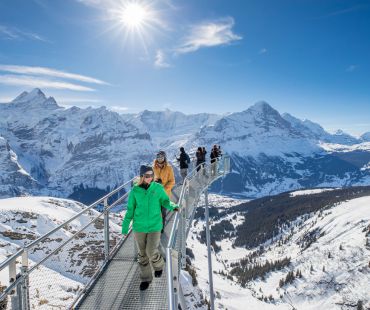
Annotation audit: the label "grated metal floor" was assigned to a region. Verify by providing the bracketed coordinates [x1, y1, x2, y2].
[75, 190, 179, 310]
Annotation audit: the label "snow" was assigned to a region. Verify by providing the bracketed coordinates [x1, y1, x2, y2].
[186, 193, 370, 310]
[289, 188, 336, 197]
[319, 142, 370, 152]
[0, 196, 123, 308]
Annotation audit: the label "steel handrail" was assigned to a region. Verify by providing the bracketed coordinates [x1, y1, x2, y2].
[25, 177, 134, 250]
[166, 155, 230, 310]
[0, 177, 135, 306]
[0, 248, 24, 272]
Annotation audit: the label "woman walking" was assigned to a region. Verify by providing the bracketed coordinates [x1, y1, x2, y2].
[122, 165, 179, 291]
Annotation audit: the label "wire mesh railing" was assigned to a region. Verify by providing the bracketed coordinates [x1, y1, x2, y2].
[166, 155, 230, 310]
[0, 178, 134, 310]
[0, 154, 231, 310]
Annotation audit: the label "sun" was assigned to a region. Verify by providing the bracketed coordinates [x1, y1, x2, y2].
[120, 3, 148, 29]
[104, 0, 164, 52]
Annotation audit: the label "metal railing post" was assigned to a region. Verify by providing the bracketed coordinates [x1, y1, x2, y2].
[180, 180, 189, 269]
[204, 188, 215, 310]
[20, 250, 30, 310]
[9, 259, 21, 309]
[103, 198, 110, 261]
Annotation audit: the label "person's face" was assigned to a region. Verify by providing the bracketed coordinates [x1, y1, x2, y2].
[143, 171, 154, 184]
[157, 156, 165, 164]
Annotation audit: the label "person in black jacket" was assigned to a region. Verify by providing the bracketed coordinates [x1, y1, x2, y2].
[210, 144, 219, 176]
[176, 147, 190, 183]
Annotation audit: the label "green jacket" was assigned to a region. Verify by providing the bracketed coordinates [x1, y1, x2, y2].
[121, 181, 177, 234]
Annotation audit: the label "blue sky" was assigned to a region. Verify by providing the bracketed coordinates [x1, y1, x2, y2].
[0, 0, 369, 136]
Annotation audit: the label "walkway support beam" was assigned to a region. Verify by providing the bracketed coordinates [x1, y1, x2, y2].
[204, 188, 215, 310]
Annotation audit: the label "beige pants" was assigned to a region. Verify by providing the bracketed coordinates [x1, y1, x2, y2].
[134, 232, 164, 282]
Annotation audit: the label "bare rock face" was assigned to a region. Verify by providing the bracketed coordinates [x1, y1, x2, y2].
[0, 136, 41, 197]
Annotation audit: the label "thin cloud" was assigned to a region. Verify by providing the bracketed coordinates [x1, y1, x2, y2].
[315, 4, 369, 19]
[0, 75, 95, 91]
[76, 0, 104, 7]
[108, 105, 129, 113]
[58, 97, 103, 103]
[175, 17, 242, 54]
[0, 96, 15, 103]
[154, 50, 171, 68]
[346, 65, 358, 72]
[0, 25, 49, 42]
[259, 48, 267, 54]
[0, 65, 108, 85]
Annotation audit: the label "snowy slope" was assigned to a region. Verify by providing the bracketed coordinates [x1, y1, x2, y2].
[0, 196, 123, 308]
[186, 193, 370, 310]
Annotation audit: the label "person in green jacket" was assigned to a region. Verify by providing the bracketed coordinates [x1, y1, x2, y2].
[122, 165, 179, 291]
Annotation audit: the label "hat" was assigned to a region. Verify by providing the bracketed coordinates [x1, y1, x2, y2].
[180, 147, 185, 152]
[139, 165, 154, 176]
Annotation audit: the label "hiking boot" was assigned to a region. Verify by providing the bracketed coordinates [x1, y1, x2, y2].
[139, 281, 150, 291]
[154, 270, 163, 278]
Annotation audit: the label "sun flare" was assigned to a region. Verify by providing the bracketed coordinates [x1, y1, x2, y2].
[120, 3, 148, 29]
[106, 0, 164, 51]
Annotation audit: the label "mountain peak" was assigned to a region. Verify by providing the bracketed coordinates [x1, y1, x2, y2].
[249, 101, 275, 113]
[10, 88, 60, 110]
[12, 88, 46, 104]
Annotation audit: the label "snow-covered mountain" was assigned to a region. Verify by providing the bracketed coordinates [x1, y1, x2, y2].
[187, 190, 370, 310]
[189, 102, 370, 196]
[122, 109, 221, 159]
[0, 89, 370, 200]
[0, 136, 40, 197]
[0, 89, 154, 201]
[282, 113, 359, 145]
[361, 132, 370, 142]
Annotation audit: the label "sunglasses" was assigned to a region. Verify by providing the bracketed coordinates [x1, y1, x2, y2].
[157, 156, 165, 161]
[144, 173, 154, 178]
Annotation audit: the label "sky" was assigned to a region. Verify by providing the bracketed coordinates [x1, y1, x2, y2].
[0, 0, 369, 136]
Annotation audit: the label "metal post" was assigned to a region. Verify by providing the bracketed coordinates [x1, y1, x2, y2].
[9, 259, 21, 310]
[180, 180, 189, 269]
[167, 247, 179, 310]
[20, 250, 29, 310]
[204, 188, 215, 310]
[103, 198, 110, 261]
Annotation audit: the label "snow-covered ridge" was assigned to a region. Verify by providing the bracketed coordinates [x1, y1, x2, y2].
[1, 88, 370, 201]
[289, 188, 336, 197]
[319, 141, 370, 152]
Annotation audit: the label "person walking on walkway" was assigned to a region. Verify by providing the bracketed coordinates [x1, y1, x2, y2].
[176, 147, 190, 184]
[153, 151, 175, 230]
[195, 147, 204, 172]
[122, 165, 179, 291]
[210, 144, 219, 176]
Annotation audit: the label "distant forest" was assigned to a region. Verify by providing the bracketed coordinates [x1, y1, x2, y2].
[197, 186, 370, 249]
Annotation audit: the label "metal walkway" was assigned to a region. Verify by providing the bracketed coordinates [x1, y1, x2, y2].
[0, 156, 230, 310]
[74, 211, 176, 310]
